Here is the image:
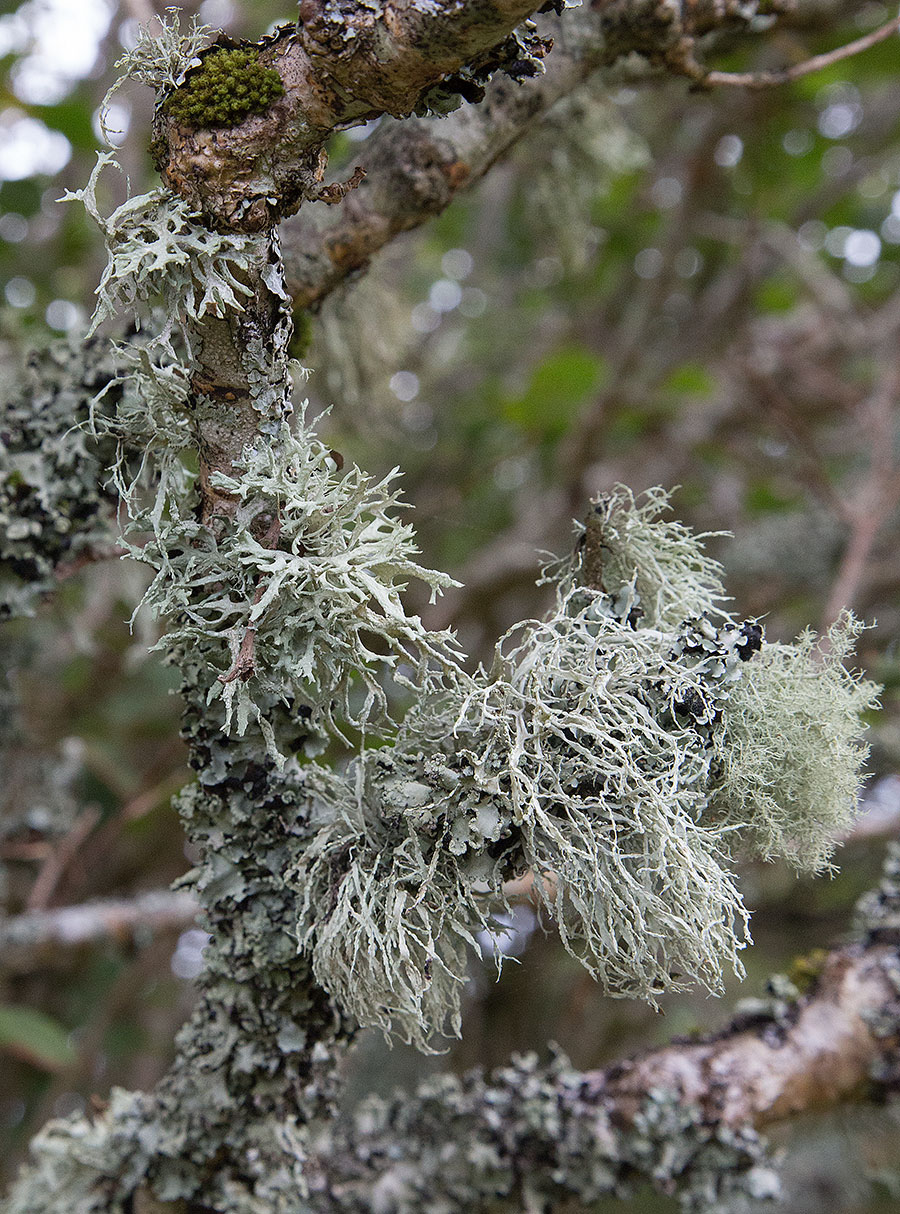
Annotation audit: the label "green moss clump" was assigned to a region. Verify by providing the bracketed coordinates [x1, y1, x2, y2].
[164, 46, 284, 129]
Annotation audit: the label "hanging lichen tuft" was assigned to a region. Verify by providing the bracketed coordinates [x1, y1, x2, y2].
[294, 489, 879, 1046]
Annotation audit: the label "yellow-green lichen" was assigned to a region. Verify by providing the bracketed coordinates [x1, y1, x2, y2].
[164, 46, 284, 129]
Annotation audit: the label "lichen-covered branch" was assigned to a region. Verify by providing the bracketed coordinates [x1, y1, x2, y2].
[281, 3, 611, 307]
[152, 0, 556, 232]
[308, 853, 900, 1212]
[309, 900, 900, 1212]
[2, 2, 893, 1210]
[150, 0, 876, 234]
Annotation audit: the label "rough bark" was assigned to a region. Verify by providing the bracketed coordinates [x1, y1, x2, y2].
[155, 0, 552, 232]
[282, 4, 611, 308]
[307, 943, 900, 1211]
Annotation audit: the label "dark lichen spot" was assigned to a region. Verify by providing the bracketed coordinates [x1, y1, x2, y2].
[164, 47, 284, 129]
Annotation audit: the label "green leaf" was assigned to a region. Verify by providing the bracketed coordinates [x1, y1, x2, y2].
[504, 346, 605, 439]
[661, 362, 716, 396]
[0, 1004, 76, 1072]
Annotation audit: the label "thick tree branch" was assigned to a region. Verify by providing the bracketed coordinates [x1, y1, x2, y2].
[313, 936, 900, 1210]
[282, 5, 611, 307]
[155, 0, 552, 232]
[280, 0, 881, 309]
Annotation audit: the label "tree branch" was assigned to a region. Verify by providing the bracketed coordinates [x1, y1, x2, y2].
[704, 12, 900, 89]
[0, 890, 198, 974]
[281, 4, 611, 308]
[280, 0, 884, 309]
[155, 0, 553, 232]
[313, 935, 900, 1210]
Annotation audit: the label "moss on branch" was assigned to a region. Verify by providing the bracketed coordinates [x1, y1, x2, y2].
[163, 46, 285, 129]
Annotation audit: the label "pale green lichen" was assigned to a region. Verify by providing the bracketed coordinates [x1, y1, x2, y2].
[0, 336, 125, 616]
[10, 60, 882, 1201]
[113, 7, 211, 94]
[294, 489, 878, 1047]
[564, 484, 730, 629]
[710, 617, 879, 871]
[99, 8, 211, 145]
[322, 1049, 780, 1213]
[131, 419, 462, 758]
[62, 153, 260, 361]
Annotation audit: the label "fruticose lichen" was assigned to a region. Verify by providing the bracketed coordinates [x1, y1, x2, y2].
[293, 489, 878, 1047]
[709, 618, 877, 871]
[64, 152, 261, 360]
[110, 7, 211, 95]
[4, 29, 880, 1200]
[133, 418, 462, 757]
[163, 45, 285, 128]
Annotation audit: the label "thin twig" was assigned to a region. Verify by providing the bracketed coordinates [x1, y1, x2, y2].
[26, 806, 102, 911]
[822, 358, 900, 626]
[705, 13, 900, 89]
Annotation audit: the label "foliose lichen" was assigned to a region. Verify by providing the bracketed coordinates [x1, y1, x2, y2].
[163, 45, 285, 129]
[321, 1049, 781, 1213]
[0, 336, 125, 617]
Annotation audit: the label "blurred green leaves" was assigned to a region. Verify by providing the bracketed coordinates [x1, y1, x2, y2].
[0, 1004, 76, 1072]
[503, 345, 605, 441]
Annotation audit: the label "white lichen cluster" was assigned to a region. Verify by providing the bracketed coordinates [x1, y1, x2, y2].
[294, 489, 878, 1046]
[64, 153, 261, 361]
[134, 421, 462, 757]
[104, 6, 210, 104]
[65, 136, 465, 763]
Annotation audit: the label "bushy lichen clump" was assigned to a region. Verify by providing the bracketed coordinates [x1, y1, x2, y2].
[709, 620, 877, 871]
[294, 489, 878, 1047]
[163, 46, 285, 128]
[133, 420, 462, 758]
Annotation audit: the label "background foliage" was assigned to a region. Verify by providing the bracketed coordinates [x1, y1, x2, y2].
[3, 1, 900, 1208]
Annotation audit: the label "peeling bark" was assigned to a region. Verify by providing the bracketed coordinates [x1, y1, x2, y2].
[603, 945, 898, 1129]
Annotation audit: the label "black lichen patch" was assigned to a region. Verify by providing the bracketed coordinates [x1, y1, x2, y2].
[164, 46, 284, 129]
